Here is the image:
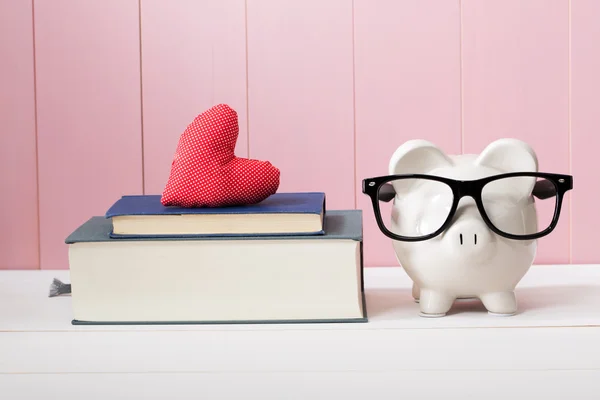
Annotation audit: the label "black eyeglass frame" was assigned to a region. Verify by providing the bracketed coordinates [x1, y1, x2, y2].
[362, 172, 573, 242]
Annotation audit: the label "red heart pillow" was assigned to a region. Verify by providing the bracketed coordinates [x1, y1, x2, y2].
[161, 104, 280, 207]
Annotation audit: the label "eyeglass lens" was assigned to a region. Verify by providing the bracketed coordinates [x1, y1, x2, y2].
[377, 178, 453, 238]
[480, 176, 556, 236]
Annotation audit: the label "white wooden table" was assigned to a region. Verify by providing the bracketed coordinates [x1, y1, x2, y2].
[1, 265, 599, 399]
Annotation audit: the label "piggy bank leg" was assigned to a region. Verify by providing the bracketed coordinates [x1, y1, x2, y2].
[479, 291, 517, 316]
[419, 289, 455, 317]
[412, 283, 420, 303]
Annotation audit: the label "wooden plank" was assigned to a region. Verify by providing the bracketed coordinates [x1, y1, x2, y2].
[3, 265, 600, 332]
[246, 0, 355, 209]
[1, 327, 599, 373]
[0, 0, 39, 269]
[140, 0, 248, 194]
[354, 0, 462, 266]
[1, 371, 598, 400]
[34, 0, 143, 269]
[571, 0, 600, 264]
[461, 0, 570, 264]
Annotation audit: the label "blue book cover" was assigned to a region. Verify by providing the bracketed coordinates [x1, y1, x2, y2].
[105, 192, 326, 238]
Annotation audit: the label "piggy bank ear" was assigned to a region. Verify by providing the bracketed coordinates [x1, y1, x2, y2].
[388, 139, 453, 196]
[475, 138, 539, 196]
[475, 138, 538, 173]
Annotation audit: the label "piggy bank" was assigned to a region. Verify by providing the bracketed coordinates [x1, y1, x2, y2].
[387, 138, 541, 317]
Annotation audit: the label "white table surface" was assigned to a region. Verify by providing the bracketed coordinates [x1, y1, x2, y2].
[1, 264, 599, 399]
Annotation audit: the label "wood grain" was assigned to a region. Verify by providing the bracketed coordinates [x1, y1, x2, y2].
[461, 0, 570, 264]
[246, 0, 355, 209]
[354, 0, 462, 266]
[570, 0, 600, 263]
[34, 0, 143, 269]
[0, 0, 39, 269]
[140, 0, 248, 195]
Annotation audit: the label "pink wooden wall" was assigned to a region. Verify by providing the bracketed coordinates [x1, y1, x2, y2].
[1, 0, 597, 270]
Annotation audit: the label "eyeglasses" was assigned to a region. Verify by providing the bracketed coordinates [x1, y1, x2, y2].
[362, 172, 573, 242]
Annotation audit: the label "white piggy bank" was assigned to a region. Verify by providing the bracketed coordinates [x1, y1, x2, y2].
[388, 138, 540, 317]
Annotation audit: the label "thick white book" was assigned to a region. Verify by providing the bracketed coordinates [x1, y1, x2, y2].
[64, 210, 366, 325]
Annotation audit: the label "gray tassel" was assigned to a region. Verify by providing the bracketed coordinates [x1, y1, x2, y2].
[49, 278, 72, 297]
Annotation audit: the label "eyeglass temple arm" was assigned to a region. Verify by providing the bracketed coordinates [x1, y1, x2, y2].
[531, 179, 557, 200]
[377, 179, 557, 203]
[378, 183, 397, 202]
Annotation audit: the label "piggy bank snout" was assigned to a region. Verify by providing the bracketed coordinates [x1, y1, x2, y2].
[443, 218, 494, 259]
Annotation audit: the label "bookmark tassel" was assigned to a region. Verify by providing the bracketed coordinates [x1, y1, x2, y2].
[49, 278, 72, 297]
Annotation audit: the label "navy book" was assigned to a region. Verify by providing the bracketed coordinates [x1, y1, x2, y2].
[105, 192, 326, 238]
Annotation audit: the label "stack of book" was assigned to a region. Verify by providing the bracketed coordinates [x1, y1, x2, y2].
[64, 192, 367, 325]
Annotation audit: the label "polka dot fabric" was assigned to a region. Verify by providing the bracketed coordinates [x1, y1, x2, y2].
[161, 104, 280, 208]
